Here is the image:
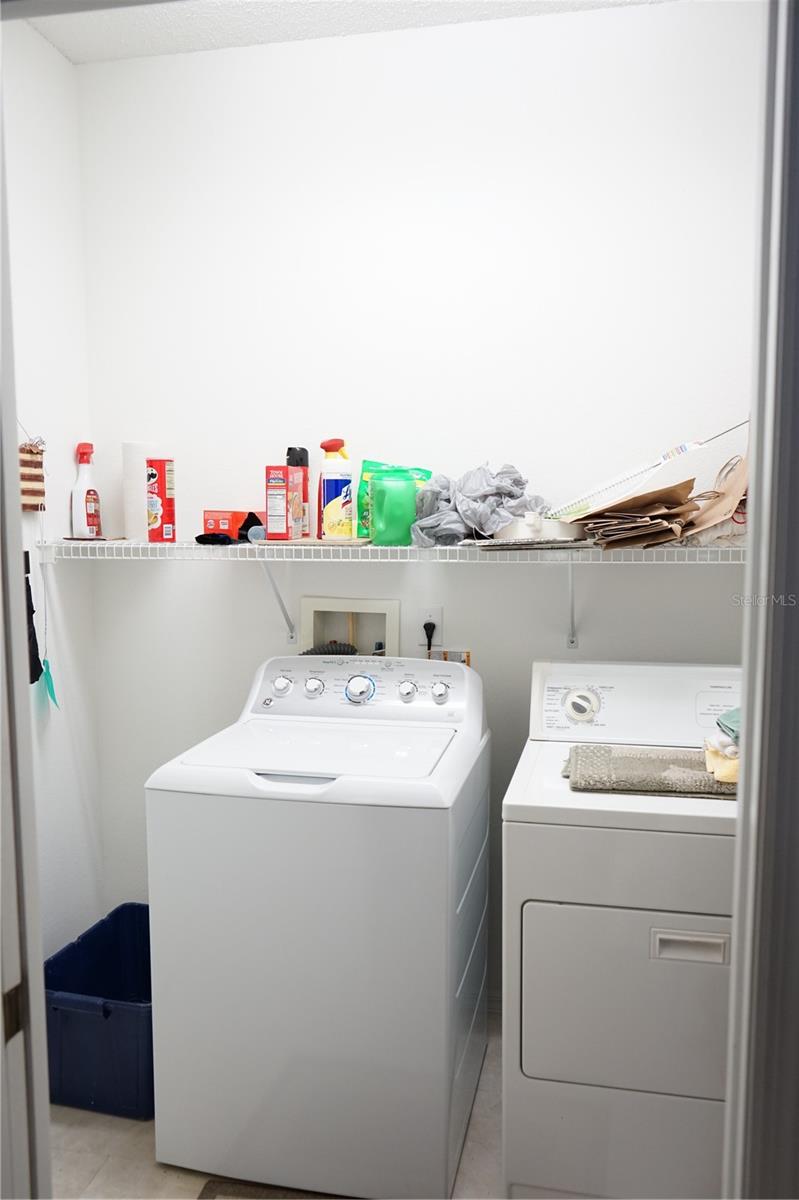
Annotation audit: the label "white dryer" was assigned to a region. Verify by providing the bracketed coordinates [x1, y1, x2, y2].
[146, 655, 490, 1199]
[502, 661, 741, 1200]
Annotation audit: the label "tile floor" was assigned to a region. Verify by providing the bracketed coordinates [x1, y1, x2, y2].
[49, 1014, 502, 1200]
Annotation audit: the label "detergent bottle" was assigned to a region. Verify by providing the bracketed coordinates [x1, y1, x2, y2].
[317, 439, 352, 539]
[71, 442, 103, 539]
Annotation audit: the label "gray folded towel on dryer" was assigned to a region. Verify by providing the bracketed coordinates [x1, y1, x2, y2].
[562, 744, 736, 797]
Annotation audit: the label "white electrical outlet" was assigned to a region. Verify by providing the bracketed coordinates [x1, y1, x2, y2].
[416, 606, 443, 647]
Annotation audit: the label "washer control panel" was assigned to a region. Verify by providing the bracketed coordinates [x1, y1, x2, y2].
[249, 656, 469, 723]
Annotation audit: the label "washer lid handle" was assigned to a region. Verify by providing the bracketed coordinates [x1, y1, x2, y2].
[252, 771, 337, 790]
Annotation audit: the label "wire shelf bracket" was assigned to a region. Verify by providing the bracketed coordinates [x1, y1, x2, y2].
[567, 560, 578, 650]
[261, 561, 297, 643]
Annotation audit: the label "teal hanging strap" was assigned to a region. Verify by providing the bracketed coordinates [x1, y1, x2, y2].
[36, 514, 59, 708]
[41, 657, 58, 708]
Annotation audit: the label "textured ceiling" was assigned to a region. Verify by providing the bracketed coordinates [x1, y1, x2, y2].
[28, 0, 652, 65]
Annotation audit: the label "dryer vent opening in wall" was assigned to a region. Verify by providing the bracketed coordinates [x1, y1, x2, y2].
[300, 597, 400, 656]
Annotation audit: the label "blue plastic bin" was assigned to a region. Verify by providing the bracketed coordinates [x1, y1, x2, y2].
[45, 903, 154, 1119]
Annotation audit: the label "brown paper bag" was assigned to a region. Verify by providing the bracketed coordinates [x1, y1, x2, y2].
[580, 479, 696, 522]
[685, 458, 747, 536]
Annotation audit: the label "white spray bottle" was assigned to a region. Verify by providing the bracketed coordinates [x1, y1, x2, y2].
[71, 442, 103, 539]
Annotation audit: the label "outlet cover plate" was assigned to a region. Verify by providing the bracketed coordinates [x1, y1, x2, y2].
[416, 606, 443, 647]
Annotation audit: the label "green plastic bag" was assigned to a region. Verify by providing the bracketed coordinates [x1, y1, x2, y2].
[357, 461, 431, 538]
[369, 473, 419, 546]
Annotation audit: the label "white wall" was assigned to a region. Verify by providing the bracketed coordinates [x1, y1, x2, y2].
[78, 0, 764, 531]
[4, 0, 765, 991]
[3, 22, 104, 956]
[72, 0, 764, 996]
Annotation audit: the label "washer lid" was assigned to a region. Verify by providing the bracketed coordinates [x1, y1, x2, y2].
[180, 719, 456, 780]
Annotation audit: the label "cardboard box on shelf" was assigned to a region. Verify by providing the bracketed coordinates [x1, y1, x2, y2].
[265, 466, 304, 541]
[203, 510, 266, 540]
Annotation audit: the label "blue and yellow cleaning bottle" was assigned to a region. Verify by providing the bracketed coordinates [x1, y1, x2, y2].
[317, 439, 352, 539]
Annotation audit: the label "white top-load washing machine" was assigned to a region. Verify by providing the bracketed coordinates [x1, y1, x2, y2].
[503, 661, 741, 1200]
[146, 655, 490, 1200]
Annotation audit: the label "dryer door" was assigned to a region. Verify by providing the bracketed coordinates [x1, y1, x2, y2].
[521, 901, 731, 1100]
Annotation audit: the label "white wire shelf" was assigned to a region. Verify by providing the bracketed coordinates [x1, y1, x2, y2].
[38, 540, 747, 565]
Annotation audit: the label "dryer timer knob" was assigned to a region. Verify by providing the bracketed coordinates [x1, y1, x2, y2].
[345, 675, 375, 704]
[431, 682, 450, 704]
[564, 688, 600, 722]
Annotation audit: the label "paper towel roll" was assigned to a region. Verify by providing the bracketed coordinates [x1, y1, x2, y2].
[122, 443, 173, 541]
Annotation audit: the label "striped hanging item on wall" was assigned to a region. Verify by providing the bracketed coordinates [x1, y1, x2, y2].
[19, 439, 46, 511]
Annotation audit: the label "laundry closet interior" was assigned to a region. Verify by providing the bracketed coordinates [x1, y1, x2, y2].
[3, 0, 766, 1197]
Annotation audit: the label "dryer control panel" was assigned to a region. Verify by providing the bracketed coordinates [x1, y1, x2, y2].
[245, 655, 479, 726]
[530, 660, 741, 747]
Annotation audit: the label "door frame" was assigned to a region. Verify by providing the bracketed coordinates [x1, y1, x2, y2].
[1, 138, 52, 1198]
[723, 1, 799, 1196]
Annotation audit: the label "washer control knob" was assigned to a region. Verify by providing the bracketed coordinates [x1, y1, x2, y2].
[398, 681, 418, 702]
[564, 688, 600, 722]
[345, 675, 375, 704]
[431, 681, 450, 704]
[272, 675, 292, 697]
[304, 677, 325, 699]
